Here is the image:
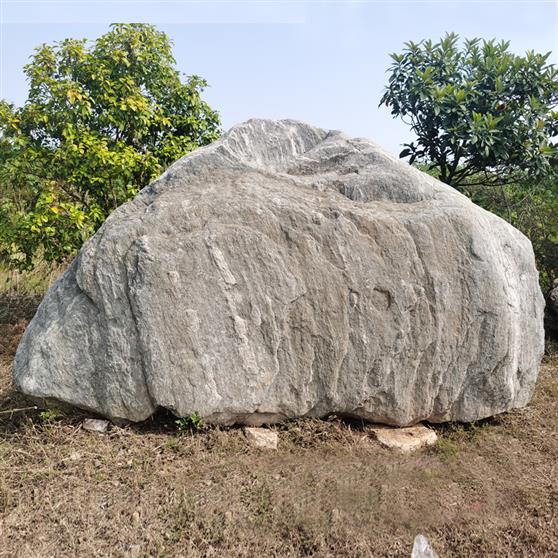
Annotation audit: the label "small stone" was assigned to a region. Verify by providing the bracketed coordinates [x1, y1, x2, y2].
[69, 451, 81, 461]
[411, 534, 438, 558]
[369, 424, 437, 453]
[244, 427, 278, 450]
[82, 418, 109, 433]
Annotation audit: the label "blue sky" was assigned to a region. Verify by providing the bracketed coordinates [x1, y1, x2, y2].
[1, 0, 557, 155]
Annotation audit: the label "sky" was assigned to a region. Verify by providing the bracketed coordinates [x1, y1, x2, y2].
[0, 0, 557, 156]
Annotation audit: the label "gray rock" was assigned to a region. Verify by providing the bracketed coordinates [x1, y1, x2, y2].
[13, 119, 545, 425]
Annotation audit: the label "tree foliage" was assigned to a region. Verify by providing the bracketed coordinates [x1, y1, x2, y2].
[380, 33, 558, 188]
[0, 23, 220, 268]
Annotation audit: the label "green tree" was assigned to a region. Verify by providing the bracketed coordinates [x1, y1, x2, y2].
[380, 33, 558, 188]
[0, 23, 220, 268]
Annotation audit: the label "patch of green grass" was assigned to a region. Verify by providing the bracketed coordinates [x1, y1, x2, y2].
[437, 420, 491, 443]
[431, 419, 494, 459]
[434, 438, 460, 459]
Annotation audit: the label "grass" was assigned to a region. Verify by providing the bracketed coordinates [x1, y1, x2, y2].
[1, 266, 557, 557]
[0, 260, 64, 330]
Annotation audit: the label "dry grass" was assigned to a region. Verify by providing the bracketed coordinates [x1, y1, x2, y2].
[1, 290, 557, 557]
[0, 260, 65, 297]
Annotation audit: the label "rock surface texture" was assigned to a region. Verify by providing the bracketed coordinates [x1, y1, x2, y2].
[14, 119, 545, 425]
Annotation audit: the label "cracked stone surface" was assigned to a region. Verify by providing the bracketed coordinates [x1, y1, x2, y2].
[13, 119, 545, 425]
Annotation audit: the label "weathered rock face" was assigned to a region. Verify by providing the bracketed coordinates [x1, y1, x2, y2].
[14, 119, 545, 425]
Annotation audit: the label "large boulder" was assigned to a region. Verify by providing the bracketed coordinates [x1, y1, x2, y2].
[14, 119, 545, 425]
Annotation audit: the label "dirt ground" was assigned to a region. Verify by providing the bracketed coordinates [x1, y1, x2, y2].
[1, 294, 557, 557]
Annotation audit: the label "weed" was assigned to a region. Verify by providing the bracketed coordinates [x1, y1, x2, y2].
[175, 412, 204, 432]
[38, 408, 63, 423]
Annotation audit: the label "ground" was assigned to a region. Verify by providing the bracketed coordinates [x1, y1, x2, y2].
[1, 288, 557, 558]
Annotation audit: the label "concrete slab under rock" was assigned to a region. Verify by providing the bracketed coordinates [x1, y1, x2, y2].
[368, 424, 437, 453]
